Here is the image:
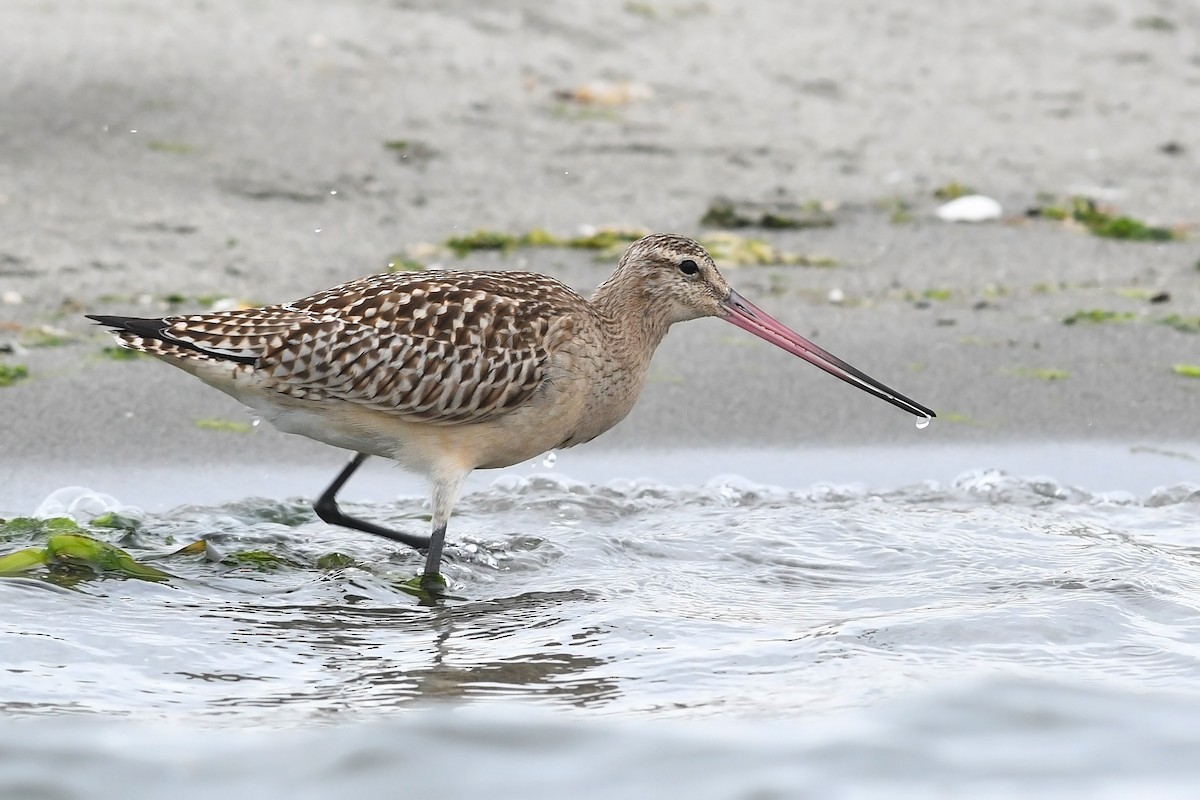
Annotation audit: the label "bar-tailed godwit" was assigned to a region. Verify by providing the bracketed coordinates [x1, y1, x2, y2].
[89, 234, 934, 593]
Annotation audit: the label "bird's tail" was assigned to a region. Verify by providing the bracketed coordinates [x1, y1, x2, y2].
[85, 314, 258, 365]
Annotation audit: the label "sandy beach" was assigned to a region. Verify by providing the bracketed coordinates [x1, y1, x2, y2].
[1, 0, 1198, 511]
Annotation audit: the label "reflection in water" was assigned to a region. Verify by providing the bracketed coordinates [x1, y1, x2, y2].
[188, 589, 617, 712]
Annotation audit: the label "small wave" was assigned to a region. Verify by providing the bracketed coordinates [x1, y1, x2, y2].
[32, 486, 144, 521]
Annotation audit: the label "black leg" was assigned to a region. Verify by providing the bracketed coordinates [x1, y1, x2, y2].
[421, 523, 448, 591]
[313, 453, 430, 551]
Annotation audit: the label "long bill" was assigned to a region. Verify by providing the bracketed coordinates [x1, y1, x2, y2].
[721, 289, 936, 420]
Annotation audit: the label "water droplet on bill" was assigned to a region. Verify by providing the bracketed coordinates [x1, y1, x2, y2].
[915, 416, 932, 430]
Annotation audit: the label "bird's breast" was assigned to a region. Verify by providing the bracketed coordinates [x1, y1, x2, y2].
[544, 333, 650, 450]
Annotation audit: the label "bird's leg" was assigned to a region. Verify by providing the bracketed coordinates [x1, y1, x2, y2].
[313, 453, 431, 551]
[420, 472, 468, 592]
[420, 523, 448, 595]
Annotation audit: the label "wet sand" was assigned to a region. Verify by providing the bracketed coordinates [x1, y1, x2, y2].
[2, 1, 1198, 512]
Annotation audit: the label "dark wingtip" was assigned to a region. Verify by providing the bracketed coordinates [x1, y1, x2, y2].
[87, 313, 135, 328]
[85, 314, 170, 339]
[85, 313, 258, 366]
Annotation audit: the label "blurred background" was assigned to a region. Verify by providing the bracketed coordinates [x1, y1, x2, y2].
[2, 0, 1198, 468]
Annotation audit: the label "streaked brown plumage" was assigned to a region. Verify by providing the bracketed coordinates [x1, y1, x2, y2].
[123, 272, 580, 423]
[89, 233, 934, 596]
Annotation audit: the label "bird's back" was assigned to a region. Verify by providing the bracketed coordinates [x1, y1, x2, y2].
[93, 270, 595, 426]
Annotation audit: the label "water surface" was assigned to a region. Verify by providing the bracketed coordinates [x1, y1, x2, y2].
[2, 444, 1199, 797]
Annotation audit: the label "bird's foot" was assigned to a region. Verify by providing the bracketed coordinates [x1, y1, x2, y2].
[399, 572, 454, 605]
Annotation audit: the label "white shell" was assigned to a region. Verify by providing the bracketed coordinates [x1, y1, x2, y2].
[935, 195, 1003, 223]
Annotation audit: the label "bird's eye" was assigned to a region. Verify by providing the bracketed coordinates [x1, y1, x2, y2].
[679, 259, 700, 275]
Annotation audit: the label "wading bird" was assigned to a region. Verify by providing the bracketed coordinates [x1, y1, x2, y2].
[90, 234, 934, 593]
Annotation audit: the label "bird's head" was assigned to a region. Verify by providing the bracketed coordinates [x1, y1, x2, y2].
[611, 233, 731, 325]
[607, 233, 936, 421]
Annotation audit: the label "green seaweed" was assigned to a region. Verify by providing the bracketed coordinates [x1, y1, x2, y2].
[700, 199, 835, 230]
[1172, 364, 1200, 378]
[386, 255, 427, 272]
[0, 547, 49, 573]
[9, 516, 86, 537]
[436, 226, 832, 266]
[879, 197, 914, 225]
[445, 230, 519, 256]
[45, 534, 172, 581]
[398, 572, 459, 604]
[194, 418, 253, 433]
[699, 233, 835, 267]
[101, 346, 143, 361]
[90, 512, 142, 533]
[316, 552, 356, 570]
[224, 550, 294, 571]
[565, 228, 647, 250]
[701, 202, 753, 228]
[239, 501, 314, 527]
[923, 288, 953, 302]
[1, 516, 83, 542]
[1062, 309, 1136, 326]
[0, 364, 29, 386]
[172, 540, 210, 557]
[0, 528, 171, 582]
[444, 226, 646, 257]
[2, 517, 47, 540]
[1159, 315, 1200, 334]
[1039, 197, 1176, 241]
[521, 228, 565, 247]
[933, 182, 974, 200]
[1088, 216, 1173, 241]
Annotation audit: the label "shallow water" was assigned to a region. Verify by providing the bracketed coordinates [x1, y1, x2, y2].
[3, 450, 1200, 797]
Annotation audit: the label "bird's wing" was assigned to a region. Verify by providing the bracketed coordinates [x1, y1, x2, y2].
[127, 271, 586, 424]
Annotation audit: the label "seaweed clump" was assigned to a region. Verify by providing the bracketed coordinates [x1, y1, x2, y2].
[1032, 197, 1176, 242]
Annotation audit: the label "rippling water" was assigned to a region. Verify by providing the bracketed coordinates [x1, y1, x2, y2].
[3, 458, 1200, 797]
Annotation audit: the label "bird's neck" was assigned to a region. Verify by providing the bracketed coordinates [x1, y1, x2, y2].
[589, 276, 672, 367]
